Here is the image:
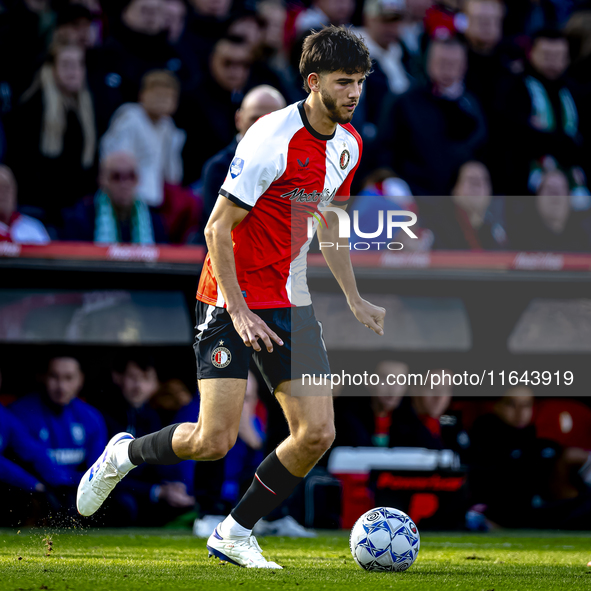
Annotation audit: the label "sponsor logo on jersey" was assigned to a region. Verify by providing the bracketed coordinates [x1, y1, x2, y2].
[230, 157, 244, 179]
[297, 157, 310, 168]
[340, 149, 350, 170]
[280, 187, 336, 203]
[212, 340, 232, 368]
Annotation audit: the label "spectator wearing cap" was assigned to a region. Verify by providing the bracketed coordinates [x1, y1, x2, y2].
[377, 36, 487, 195]
[100, 70, 186, 208]
[6, 42, 97, 224]
[496, 29, 585, 195]
[62, 152, 167, 243]
[200, 85, 286, 227]
[0, 165, 50, 244]
[425, 162, 508, 250]
[355, 0, 411, 142]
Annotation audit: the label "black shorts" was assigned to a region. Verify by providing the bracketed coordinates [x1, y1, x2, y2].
[194, 301, 330, 393]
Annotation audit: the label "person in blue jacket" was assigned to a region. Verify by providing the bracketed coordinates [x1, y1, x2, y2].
[10, 355, 107, 515]
[0, 403, 72, 525]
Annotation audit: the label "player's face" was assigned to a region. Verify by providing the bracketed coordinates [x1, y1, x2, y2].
[318, 70, 366, 125]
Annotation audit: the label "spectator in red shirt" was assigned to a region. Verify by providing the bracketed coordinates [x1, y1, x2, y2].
[0, 165, 50, 244]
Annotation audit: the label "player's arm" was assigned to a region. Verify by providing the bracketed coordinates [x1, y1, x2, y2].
[204, 196, 284, 352]
[317, 204, 385, 336]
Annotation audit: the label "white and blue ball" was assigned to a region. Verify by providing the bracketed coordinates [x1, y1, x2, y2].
[349, 507, 420, 572]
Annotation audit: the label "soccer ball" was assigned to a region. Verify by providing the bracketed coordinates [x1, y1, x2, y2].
[349, 507, 420, 572]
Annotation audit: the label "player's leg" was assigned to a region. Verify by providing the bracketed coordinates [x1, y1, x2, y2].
[78, 300, 251, 517]
[223, 381, 333, 533]
[217, 305, 333, 534]
[132, 378, 247, 463]
[206, 380, 331, 569]
[77, 378, 247, 517]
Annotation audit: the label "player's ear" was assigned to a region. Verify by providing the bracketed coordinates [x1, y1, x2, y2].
[308, 72, 321, 93]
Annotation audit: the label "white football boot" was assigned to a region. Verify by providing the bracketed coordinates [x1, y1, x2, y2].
[77, 432, 135, 516]
[206, 525, 283, 569]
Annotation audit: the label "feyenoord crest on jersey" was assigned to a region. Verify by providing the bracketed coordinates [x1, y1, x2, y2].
[340, 149, 350, 170]
[212, 341, 232, 368]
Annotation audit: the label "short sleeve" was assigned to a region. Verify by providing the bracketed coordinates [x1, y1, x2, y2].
[333, 131, 362, 206]
[219, 123, 281, 211]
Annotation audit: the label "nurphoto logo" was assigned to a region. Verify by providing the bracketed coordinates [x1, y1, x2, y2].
[307, 206, 418, 250]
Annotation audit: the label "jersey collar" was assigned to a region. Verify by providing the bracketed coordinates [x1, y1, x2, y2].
[298, 100, 336, 141]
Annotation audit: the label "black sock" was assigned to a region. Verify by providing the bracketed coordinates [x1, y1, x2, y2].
[231, 450, 302, 529]
[128, 423, 183, 465]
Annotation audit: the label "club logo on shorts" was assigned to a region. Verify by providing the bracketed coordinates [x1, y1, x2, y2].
[212, 340, 232, 368]
[230, 157, 244, 179]
[340, 149, 350, 170]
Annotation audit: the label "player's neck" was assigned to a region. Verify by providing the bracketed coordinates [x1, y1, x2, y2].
[304, 96, 337, 137]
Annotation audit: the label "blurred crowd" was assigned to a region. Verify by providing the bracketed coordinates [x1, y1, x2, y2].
[1, 354, 591, 532]
[0, 0, 591, 251]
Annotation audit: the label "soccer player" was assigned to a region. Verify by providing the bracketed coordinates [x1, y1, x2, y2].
[77, 26, 386, 568]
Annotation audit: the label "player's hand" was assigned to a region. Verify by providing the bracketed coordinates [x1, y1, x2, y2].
[228, 306, 284, 352]
[350, 298, 386, 336]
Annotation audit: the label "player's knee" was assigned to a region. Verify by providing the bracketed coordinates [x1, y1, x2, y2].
[185, 428, 235, 461]
[195, 433, 235, 461]
[300, 423, 335, 458]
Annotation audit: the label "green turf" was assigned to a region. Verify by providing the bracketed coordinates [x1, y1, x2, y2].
[1, 528, 591, 591]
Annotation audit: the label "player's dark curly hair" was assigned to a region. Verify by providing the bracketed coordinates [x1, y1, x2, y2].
[299, 25, 372, 93]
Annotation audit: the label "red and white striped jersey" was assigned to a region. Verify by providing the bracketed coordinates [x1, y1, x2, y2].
[196, 100, 362, 309]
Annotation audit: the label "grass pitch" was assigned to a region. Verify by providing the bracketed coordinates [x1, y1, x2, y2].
[1, 528, 590, 591]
